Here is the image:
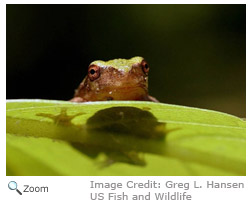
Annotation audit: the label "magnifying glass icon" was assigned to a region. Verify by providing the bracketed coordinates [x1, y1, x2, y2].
[8, 181, 22, 195]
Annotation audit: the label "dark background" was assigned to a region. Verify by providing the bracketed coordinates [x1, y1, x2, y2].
[6, 4, 246, 117]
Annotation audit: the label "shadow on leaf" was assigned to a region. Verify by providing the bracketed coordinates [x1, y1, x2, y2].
[72, 106, 168, 167]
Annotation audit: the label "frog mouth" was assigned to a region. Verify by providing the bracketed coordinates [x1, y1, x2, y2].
[102, 84, 148, 101]
[112, 81, 147, 92]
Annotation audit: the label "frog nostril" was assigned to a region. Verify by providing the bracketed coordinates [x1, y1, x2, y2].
[106, 97, 113, 101]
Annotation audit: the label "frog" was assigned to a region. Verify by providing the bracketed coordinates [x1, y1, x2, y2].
[70, 56, 158, 102]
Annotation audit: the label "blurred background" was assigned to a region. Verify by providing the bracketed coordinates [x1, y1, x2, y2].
[6, 4, 246, 117]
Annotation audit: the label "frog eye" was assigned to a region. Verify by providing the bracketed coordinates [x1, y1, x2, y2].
[88, 65, 100, 81]
[141, 60, 149, 74]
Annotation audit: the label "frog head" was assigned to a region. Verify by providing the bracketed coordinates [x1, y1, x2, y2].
[73, 57, 150, 101]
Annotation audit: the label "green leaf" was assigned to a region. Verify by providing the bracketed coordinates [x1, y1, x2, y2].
[6, 99, 246, 176]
